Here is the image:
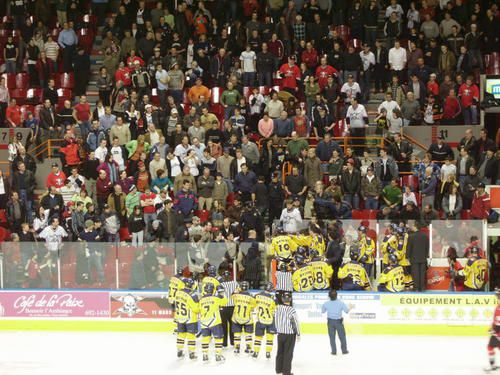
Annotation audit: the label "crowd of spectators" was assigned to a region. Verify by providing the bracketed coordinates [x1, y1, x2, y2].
[0, 0, 499, 288]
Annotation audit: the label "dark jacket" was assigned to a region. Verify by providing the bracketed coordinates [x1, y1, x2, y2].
[39, 106, 56, 130]
[234, 171, 257, 194]
[316, 140, 342, 162]
[407, 230, 429, 263]
[341, 169, 361, 194]
[427, 142, 454, 163]
[11, 170, 36, 199]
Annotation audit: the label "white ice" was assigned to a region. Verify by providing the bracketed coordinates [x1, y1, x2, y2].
[0, 331, 492, 375]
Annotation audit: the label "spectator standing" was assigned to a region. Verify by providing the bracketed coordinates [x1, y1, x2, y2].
[407, 222, 430, 292]
[58, 22, 78, 72]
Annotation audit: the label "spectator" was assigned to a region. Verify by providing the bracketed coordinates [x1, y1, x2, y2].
[470, 183, 491, 220]
[361, 166, 382, 210]
[382, 177, 402, 210]
[442, 185, 463, 219]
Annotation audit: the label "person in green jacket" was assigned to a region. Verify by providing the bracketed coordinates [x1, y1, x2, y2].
[286, 131, 309, 158]
[125, 184, 142, 216]
[304, 76, 320, 118]
[220, 81, 242, 120]
[382, 177, 403, 210]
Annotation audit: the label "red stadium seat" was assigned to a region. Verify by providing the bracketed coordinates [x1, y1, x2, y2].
[461, 210, 471, 219]
[150, 88, 160, 105]
[119, 227, 131, 241]
[56, 72, 75, 89]
[57, 88, 73, 102]
[259, 86, 271, 96]
[20, 105, 34, 121]
[414, 192, 422, 207]
[491, 52, 500, 68]
[335, 25, 350, 44]
[2, 73, 16, 89]
[352, 210, 366, 220]
[210, 87, 221, 104]
[351, 38, 362, 50]
[34, 104, 43, 119]
[15, 73, 30, 89]
[195, 210, 210, 223]
[26, 88, 43, 104]
[78, 29, 95, 53]
[243, 86, 251, 99]
[401, 175, 419, 192]
[10, 89, 27, 105]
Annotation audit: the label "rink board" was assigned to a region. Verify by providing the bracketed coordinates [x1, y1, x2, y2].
[0, 290, 494, 335]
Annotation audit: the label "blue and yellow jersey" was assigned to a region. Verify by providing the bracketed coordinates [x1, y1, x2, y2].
[378, 265, 405, 292]
[174, 289, 200, 324]
[168, 275, 185, 304]
[292, 265, 314, 292]
[396, 233, 410, 266]
[290, 234, 311, 248]
[199, 293, 227, 328]
[270, 235, 298, 260]
[232, 291, 256, 324]
[309, 260, 333, 290]
[255, 291, 277, 325]
[309, 234, 326, 256]
[381, 234, 398, 264]
[464, 257, 488, 290]
[201, 276, 222, 293]
[359, 235, 376, 264]
[338, 261, 371, 290]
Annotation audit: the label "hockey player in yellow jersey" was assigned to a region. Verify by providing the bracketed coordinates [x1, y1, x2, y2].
[231, 281, 256, 354]
[338, 247, 371, 291]
[269, 228, 298, 261]
[199, 283, 227, 363]
[168, 267, 185, 305]
[201, 265, 223, 291]
[175, 278, 200, 360]
[381, 223, 399, 266]
[309, 249, 333, 290]
[394, 226, 413, 290]
[292, 254, 314, 292]
[463, 247, 489, 291]
[357, 226, 376, 277]
[378, 254, 406, 292]
[309, 225, 326, 256]
[253, 282, 278, 359]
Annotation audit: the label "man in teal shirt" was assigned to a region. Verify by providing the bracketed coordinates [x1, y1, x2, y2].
[321, 290, 353, 355]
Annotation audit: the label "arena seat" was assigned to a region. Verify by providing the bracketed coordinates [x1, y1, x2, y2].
[20, 105, 34, 121]
[119, 227, 131, 241]
[15, 73, 30, 90]
[26, 88, 43, 104]
[335, 25, 351, 44]
[57, 88, 73, 106]
[401, 175, 419, 192]
[2, 73, 16, 89]
[77, 28, 95, 53]
[210, 87, 221, 104]
[351, 38, 362, 51]
[10, 89, 28, 105]
[461, 210, 471, 219]
[55, 72, 75, 89]
[352, 209, 378, 220]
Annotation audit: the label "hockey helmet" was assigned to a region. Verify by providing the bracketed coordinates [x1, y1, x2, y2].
[204, 282, 215, 296]
[240, 281, 250, 291]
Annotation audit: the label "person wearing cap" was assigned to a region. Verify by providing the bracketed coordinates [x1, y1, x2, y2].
[470, 182, 491, 220]
[278, 55, 301, 94]
[46, 163, 67, 190]
[131, 60, 151, 99]
[125, 184, 141, 216]
[167, 62, 185, 104]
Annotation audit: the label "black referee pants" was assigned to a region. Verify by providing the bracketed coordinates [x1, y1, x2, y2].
[221, 306, 235, 347]
[276, 333, 296, 375]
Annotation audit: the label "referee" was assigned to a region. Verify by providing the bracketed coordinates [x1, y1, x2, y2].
[220, 270, 238, 347]
[275, 261, 293, 302]
[275, 291, 300, 375]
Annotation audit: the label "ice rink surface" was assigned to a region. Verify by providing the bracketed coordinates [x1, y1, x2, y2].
[0, 331, 493, 375]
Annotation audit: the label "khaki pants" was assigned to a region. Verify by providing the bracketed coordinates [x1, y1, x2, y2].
[198, 197, 213, 210]
[57, 10, 67, 26]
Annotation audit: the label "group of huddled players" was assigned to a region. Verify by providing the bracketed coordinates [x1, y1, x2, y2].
[270, 222, 488, 292]
[168, 266, 278, 363]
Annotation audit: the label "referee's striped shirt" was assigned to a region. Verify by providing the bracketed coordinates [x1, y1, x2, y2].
[276, 271, 293, 292]
[275, 305, 301, 335]
[220, 280, 239, 307]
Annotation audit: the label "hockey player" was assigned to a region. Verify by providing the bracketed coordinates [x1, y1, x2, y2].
[168, 267, 185, 305]
[485, 289, 500, 372]
[463, 247, 488, 291]
[199, 283, 228, 363]
[309, 249, 333, 290]
[291, 254, 314, 292]
[381, 223, 399, 267]
[309, 225, 326, 256]
[231, 281, 256, 354]
[270, 229, 298, 262]
[253, 282, 278, 359]
[357, 226, 376, 277]
[378, 254, 405, 292]
[394, 226, 413, 290]
[201, 265, 223, 291]
[338, 247, 371, 291]
[175, 278, 200, 359]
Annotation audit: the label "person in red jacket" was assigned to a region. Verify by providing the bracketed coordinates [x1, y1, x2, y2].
[458, 76, 479, 125]
[301, 42, 318, 70]
[440, 89, 462, 125]
[463, 236, 486, 259]
[278, 56, 301, 94]
[470, 182, 491, 220]
[5, 99, 21, 127]
[486, 289, 500, 372]
[315, 57, 338, 90]
[96, 169, 112, 210]
[59, 135, 81, 175]
[46, 163, 67, 189]
[115, 61, 132, 88]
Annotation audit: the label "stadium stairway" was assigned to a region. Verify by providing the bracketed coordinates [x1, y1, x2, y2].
[86, 27, 105, 106]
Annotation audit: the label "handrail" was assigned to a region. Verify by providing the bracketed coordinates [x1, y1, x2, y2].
[402, 133, 428, 153]
[29, 139, 64, 159]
